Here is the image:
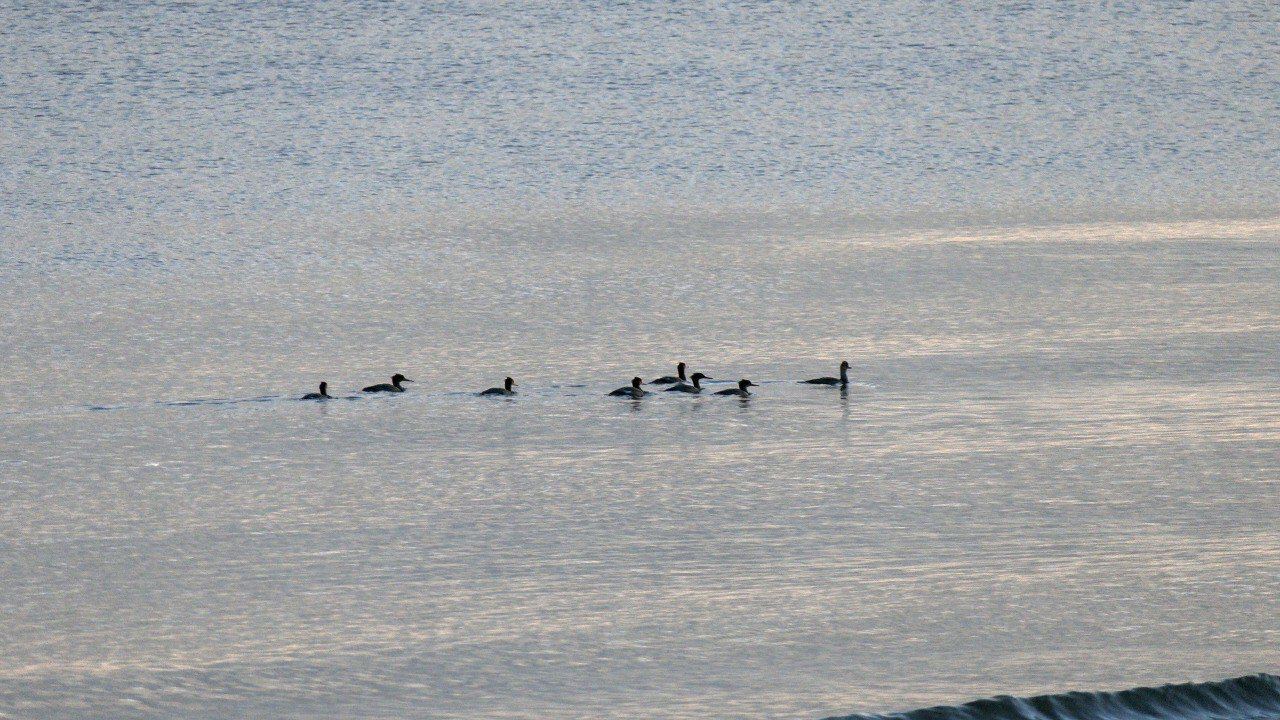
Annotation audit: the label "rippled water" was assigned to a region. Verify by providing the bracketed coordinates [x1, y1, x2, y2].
[3, 214, 1277, 719]
[826, 674, 1280, 720]
[3, 1, 1279, 718]
[4, 0, 1279, 228]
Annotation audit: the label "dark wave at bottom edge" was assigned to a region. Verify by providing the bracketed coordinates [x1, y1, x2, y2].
[824, 674, 1280, 720]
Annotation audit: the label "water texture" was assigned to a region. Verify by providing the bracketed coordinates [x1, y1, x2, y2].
[2, 0, 1278, 229]
[825, 675, 1280, 720]
[2, 215, 1277, 719]
[2, 1, 1278, 719]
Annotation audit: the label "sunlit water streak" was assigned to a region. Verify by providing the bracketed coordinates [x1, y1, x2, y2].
[2, 213, 1277, 719]
[2, 0, 1279, 717]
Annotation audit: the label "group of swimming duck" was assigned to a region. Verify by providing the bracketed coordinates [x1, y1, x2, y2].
[301, 360, 852, 401]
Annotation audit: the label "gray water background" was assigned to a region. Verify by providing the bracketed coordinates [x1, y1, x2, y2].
[2, 2, 1278, 719]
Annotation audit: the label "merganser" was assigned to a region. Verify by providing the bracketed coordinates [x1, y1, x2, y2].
[664, 372, 709, 393]
[714, 379, 757, 397]
[480, 377, 517, 396]
[301, 381, 332, 400]
[649, 362, 687, 385]
[363, 374, 412, 393]
[608, 377, 649, 398]
[800, 361, 849, 386]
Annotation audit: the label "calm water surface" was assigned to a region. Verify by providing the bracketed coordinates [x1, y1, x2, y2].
[2, 216, 1277, 719]
[2, 1, 1278, 718]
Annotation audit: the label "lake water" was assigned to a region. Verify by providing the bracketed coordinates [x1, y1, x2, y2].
[1, 1, 1277, 719]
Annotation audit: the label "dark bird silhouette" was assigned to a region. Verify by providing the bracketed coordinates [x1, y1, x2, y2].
[301, 381, 331, 400]
[608, 377, 649, 398]
[480, 376, 517, 396]
[714, 379, 757, 397]
[800, 361, 849, 386]
[649, 362, 687, 385]
[664, 372, 709, 394]
[363, 374, 412, 393]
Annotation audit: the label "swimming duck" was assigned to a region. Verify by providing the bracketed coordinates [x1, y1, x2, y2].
[301, 381, 332, 400]
[800, 361, 849, 386]
[480, 376, 517, 396]
[649, 362, 688, 385]
[363, 374, 412, 393]
[664, 372, 709, 393]
[714, 379, 757, 397]
[608, 377, 649, 398]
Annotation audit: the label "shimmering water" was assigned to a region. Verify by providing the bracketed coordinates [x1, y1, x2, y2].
[4, 0, 1279, 228]
[3, 214, 1277, 719]
[2, 1, 1278, 719]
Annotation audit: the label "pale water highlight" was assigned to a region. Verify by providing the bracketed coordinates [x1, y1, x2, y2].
[2, 213, 1277, 719]
[3, 0, 1279, 230]
[1, 1, 1278, 719]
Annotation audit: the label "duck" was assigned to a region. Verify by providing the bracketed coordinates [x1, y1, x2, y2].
[663, 372, 709, 393]
[608, 377, 649, 398]
[800, 361, 849, 386]
[480, 376, 517, 396]
[301, 381, 332, 400]
[714, 379, 757, 397]
[362, 373, 413, 393]
[649, 362, 688, 385]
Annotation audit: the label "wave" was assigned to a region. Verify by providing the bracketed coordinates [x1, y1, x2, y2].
[824, 675, 1280, 720]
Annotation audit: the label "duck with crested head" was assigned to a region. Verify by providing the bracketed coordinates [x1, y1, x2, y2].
[363, 374, 413, 393]
[663, 372, 709, 394]
[714, 379, 757, 397]
[609, 377, 649, 398]
[480, 377, 517, 396]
